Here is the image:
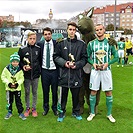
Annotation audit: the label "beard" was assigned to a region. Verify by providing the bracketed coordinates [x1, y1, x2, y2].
[46, 39, 50, 42]
[45, 38, 51, 42]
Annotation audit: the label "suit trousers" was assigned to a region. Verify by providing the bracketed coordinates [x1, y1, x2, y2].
[41, 68, 58, 112]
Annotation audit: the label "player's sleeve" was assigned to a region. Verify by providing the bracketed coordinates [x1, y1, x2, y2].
[108, 45, 118, 65]
[87, 42, 94, 65]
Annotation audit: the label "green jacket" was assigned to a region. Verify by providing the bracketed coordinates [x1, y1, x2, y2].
[1, 65, 24, 91]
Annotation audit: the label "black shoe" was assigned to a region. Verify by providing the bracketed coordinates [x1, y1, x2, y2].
[53, 111, 58, 116]
[42, 111, 48, 116]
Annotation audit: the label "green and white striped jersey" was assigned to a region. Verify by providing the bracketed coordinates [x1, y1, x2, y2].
[117, 41, 125, 50]
[87, 38, 118, 70]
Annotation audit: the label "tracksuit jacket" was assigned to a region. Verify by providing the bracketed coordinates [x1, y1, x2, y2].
[18, 44, 41, 79]
[53, 36, 88, 88]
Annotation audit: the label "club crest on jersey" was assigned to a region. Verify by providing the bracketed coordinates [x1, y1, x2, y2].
[25, 52, 29, 55]
[64, 47, 67, 49]
[35, 51, 38, 55]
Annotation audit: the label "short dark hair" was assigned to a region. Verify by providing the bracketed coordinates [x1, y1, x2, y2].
[120, 37, 124, 41]
[67, 22, 78, 29]
[42, 27, 52, 34]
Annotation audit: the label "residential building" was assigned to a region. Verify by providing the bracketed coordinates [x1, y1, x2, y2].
[92, 2, 133, 30]
[120, 4, 133, 31]
[93, 7, 105, 26]
[0, 15, 14, 22]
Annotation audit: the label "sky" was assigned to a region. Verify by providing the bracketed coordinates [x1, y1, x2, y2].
[0, 0, 131, 24]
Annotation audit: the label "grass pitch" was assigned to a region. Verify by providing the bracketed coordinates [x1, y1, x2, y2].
[0, 48, 132, 133]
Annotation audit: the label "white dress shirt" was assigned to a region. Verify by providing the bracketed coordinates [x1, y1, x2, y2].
[42, 40, 56, 70]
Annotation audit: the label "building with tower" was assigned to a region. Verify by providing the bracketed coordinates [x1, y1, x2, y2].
[49, 9, 53, 20]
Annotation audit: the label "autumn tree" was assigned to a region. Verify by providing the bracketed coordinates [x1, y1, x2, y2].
[124, 28, 133, 35]
[0, 21, 31, 28]
[105, 24, 114, 31]
[0, 19, 3, 28]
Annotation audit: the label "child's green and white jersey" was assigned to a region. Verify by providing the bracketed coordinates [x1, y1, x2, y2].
[87, 38, 118, 70]
[117, 41, 125, 50]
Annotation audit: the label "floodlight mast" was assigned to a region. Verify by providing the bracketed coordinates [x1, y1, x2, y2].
[114, 0, 117, 38]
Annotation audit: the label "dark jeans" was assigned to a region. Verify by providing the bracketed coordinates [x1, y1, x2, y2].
[41, 68, 58, 112]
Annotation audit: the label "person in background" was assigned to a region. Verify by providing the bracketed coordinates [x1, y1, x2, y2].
[117, 37, 125, 67]
[124, 37, 133, 64]
[87, 24, 118, 123]
[37, 27, 58, 116]
[53, 22, 87, 122]
[1, 52, 26, 120]
[18, 32, 41, 117]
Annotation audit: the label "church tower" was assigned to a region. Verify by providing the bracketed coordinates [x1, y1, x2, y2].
[49, 9, 53, 20]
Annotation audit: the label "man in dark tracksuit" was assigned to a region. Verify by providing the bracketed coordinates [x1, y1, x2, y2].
[54, 22, 87, 122]
[37, 27, 58, 116]
[18, 32, 41, 117]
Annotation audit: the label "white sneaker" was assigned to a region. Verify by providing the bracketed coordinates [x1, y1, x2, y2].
[87, 113, 95, 121]
[107, 115, 116, 123]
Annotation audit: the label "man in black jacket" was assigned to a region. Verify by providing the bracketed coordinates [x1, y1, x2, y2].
[37, 27, 58, 116]
[18, 31, 41, 117]
[53, 22, 87, 122]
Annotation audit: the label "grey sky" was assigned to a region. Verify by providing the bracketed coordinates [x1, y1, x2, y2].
[0, 0, 131, 23]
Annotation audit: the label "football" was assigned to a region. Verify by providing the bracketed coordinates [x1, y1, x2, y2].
[129, 62, 133, 65]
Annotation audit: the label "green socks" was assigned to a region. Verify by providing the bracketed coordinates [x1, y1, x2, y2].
[90, 95, 113, 115]
[122, 58, 124, 65]
[90, 95, 96, 114]
[106, 96, 113, 116]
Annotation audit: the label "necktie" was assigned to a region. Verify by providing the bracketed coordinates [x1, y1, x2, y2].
[46, 43, 50, 68]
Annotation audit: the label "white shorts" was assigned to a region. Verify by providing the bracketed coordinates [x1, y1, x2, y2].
[89, 70, 113, 91]
[118, 50, 124, 58]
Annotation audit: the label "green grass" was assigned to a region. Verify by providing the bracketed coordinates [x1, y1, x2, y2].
[0, 48, 132, 133]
